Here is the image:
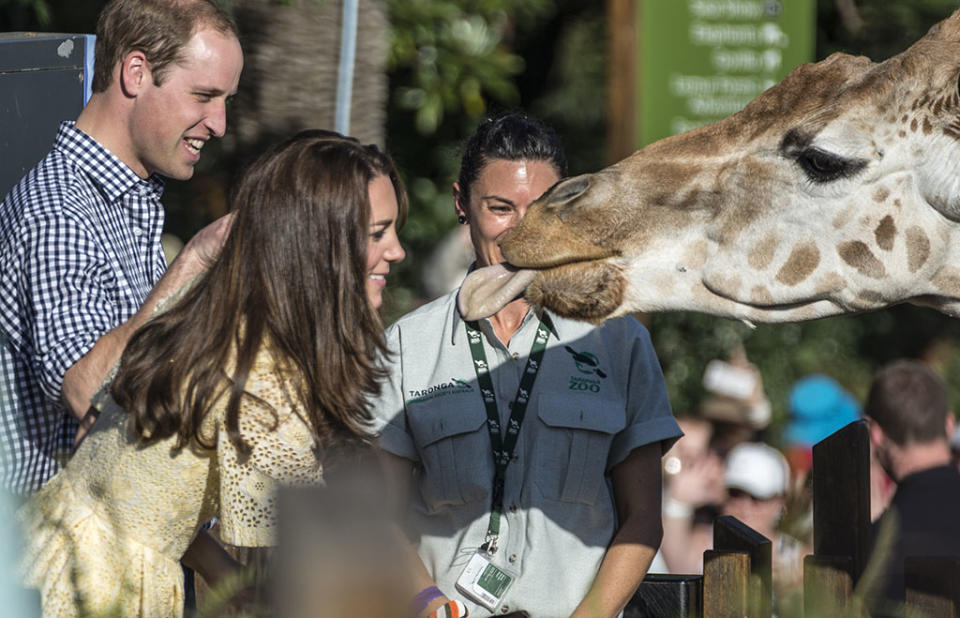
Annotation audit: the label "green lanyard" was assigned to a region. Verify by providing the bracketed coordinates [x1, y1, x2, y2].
[464, 315, 551, 554]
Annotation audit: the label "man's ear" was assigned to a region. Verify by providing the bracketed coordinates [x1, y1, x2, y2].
[946, 412, 956, 439]
[866, 416, 885, 448]
[119, 50, 150, 97]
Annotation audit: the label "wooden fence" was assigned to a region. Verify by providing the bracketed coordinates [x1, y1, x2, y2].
[628, 420, 960, 617]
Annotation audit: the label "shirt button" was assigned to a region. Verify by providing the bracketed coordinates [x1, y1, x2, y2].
[501, 605, 510, 613]
[133, 228, 143, 236]
[508, 554, 517, 563]
[512, 352, 519, 360]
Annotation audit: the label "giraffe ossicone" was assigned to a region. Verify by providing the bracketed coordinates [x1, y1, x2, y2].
[459, 9, 960, 325]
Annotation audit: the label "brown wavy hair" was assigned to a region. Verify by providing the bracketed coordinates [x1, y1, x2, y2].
[110, 129, 407, 456]
[92, 0, 238, 93]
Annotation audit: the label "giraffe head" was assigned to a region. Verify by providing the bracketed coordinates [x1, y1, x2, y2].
[460, 10, 960, 324]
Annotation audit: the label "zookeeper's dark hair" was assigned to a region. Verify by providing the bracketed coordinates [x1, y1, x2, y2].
[111, 129, 407, 456]
[456, 112, 567, 204]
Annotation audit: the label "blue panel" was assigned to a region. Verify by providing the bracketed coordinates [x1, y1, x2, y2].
[82, 34, 95, 105]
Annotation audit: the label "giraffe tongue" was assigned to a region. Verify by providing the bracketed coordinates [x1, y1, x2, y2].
[458, 263, 537, 320]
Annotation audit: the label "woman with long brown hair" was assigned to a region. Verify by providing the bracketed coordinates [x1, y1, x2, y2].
[17, 129, 406, 617]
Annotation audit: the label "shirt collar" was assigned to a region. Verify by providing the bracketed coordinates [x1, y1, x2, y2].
[451, 283, 562, 346]
[54, 121, 165, 204]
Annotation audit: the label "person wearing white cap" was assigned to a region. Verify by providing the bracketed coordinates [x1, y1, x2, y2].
[660, 440, 807, 599]
[722, 442, 806, 602]
[722, 442, 789, 536]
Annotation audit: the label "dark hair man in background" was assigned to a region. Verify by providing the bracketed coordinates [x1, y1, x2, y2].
[865, 359, 960, 613]
[0, 0, 243, 496]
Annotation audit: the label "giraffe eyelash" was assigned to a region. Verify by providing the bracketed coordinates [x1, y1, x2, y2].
[794, 147, 867, 183]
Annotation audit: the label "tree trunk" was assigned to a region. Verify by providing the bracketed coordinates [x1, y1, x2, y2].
[230, 0, 388, 167]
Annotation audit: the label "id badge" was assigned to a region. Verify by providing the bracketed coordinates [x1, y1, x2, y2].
[454, 552, 516, 611]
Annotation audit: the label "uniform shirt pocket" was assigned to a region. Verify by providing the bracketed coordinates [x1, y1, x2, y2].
[407, 398, 490, 511]
[532, 393, 626, 505]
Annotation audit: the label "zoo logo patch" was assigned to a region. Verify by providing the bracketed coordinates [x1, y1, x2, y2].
[408, 377, 473, 404]
[564, 346, 606, 393]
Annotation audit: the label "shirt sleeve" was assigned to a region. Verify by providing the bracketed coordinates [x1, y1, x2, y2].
[368, 323, 419, 462]
[20, 212, 123, 403]
[607, 321, 682, 470]
[217, 364, 323, 547]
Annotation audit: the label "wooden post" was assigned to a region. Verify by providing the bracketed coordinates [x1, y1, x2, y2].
[904, 556, 960, 617]
[806, 420, 871, 615]
[812, 420, 872, 579]
[628, 574, 703, 618]
[703, 550, 751, 618]
[713, 515, 772, 618]
[803, 555, 855, 616]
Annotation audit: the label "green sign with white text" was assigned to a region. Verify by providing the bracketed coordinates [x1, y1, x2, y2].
[638, 0, 815, 147]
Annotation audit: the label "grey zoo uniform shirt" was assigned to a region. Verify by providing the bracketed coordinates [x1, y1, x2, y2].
[372, 289, 681, 617]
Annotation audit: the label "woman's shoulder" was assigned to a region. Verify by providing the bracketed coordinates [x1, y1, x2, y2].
[384, 290, 459, 344]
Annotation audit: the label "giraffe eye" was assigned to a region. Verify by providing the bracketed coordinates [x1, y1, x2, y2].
[796, 147, 865, 183]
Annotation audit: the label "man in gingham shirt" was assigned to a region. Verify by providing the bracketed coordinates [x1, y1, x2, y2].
[0, 0, 243, 495]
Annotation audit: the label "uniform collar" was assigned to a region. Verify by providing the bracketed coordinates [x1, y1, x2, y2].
[451, 284, 562, 346]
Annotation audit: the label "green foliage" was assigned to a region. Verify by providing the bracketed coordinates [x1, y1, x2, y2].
[0, 0, 52, 27]
[817, 0, 960, 59]
[387, 0, 551, 135]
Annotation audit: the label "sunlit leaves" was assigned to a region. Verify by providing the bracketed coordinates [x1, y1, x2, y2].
[388, 0, 543, 134]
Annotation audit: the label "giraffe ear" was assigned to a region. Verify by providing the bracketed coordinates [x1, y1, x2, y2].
[546, 176, 590, 206]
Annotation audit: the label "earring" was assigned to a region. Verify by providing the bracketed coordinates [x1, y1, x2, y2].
[457, 215, 467, 224]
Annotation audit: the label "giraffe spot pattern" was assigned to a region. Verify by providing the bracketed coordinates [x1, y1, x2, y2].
[682, 239, 709, 269]
[933, 96, 944, 116]
[776, 242, 820, 286]
[815, 272, 845, 295]
[711, 273, 743, 296]
[905, 226, 930, 273]
[748, 233, 778, 270]
[750, 286, 773, 304]
[945, 123, 960, 141]
[933, 267, 960, 296]
[857, 290, 884, 304]
[838, 241, 887, 279]
[874, 215, 896, 251]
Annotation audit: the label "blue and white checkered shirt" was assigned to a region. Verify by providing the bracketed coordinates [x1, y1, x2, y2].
[0, 121, 166, 495]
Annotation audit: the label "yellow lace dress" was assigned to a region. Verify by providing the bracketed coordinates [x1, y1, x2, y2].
[17, 348, 322, 617]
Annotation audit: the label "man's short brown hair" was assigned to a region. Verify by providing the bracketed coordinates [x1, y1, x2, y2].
[92, 0, 237, 93]
[865, 360, 949, 446]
